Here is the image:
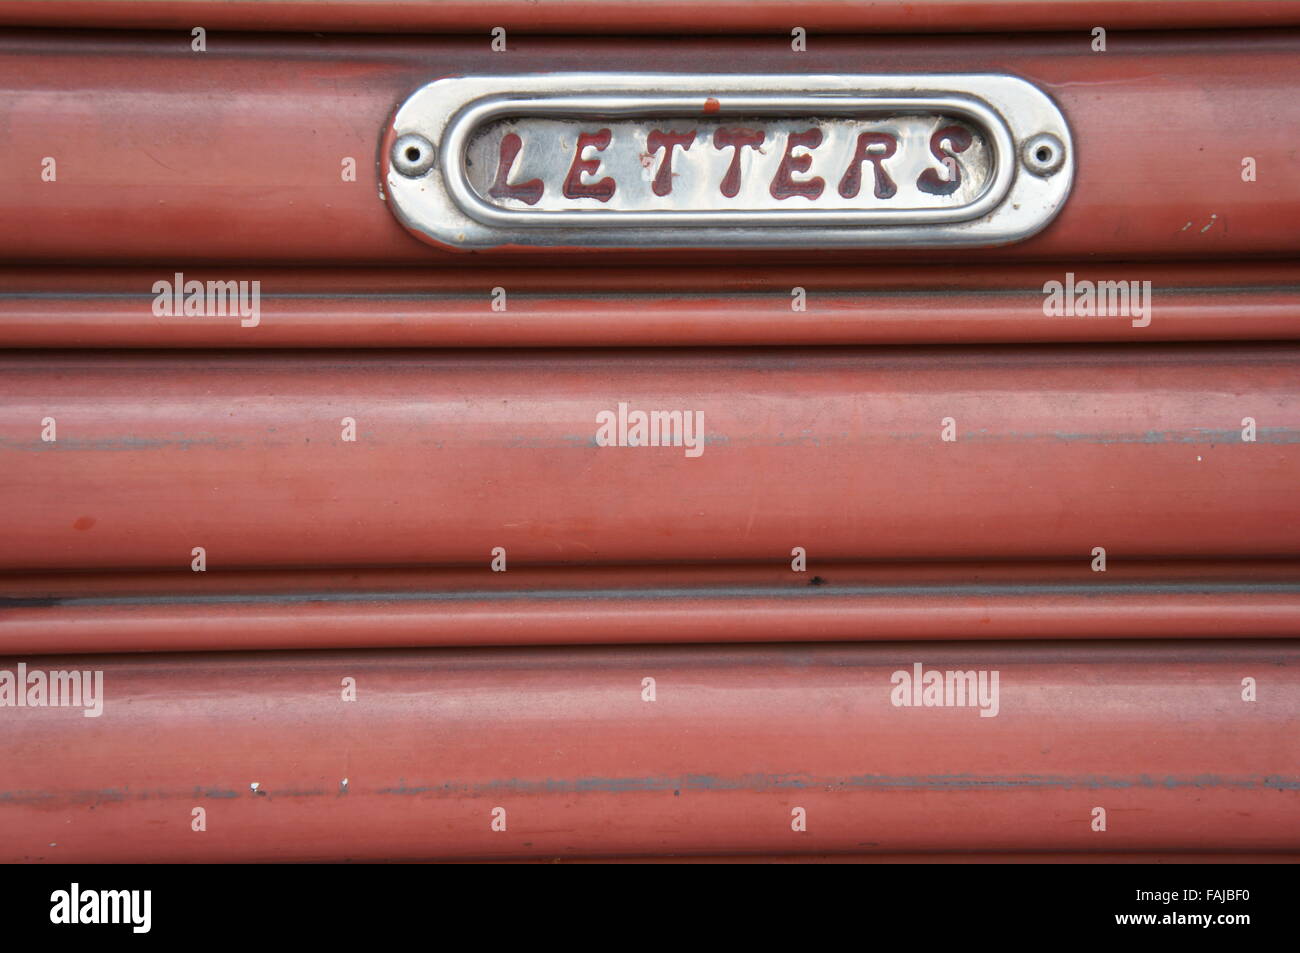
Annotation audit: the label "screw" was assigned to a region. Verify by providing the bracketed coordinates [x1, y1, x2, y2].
[392, 133, 437, 177]
[1022, 133, 1065, 177]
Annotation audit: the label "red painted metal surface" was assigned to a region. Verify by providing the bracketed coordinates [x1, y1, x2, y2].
[497, 853, 1300, 863]
[2, 9, 1297, 871]
[2, 263, 1297, 347]
[1, 346, 1295, 571]
[0, 31, 1297, 263]
[2, 641, 1295, 862]
[2, 0, 1298, 33]
[3, 561, 1298, 654]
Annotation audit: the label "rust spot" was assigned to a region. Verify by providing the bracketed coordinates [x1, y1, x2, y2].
[72, 516, 95, 531]
[703, 97, 720, 114]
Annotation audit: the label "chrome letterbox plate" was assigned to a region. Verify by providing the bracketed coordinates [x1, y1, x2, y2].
[384, 73, 1073, 250]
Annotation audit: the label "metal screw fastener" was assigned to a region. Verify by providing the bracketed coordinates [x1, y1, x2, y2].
[1022, 133, 1066, 177]
[392, 133, 437, 177]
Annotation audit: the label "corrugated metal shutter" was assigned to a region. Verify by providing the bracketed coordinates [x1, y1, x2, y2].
[0, 2, 1297, 867]
[4, 642, 1296, 862]
[1, 31, 1297, 263]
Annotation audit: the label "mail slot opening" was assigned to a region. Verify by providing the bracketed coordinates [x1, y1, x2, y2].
[463, 114, 994, 214]
[386, 74, 1072, 248]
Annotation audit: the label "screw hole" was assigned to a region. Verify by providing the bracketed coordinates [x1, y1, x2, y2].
[1023, 133, 1065, 177]
[392, 134, 435, 177]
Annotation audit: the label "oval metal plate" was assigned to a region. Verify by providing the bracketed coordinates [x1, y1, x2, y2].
[384, 73, 1073, 250]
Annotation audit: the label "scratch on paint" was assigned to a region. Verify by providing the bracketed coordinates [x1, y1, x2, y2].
[1181, 213, 1217, 234]
[4, 774, 1297, 807]
[0, 435, 235, 453]
[891, 427, 1298, 445]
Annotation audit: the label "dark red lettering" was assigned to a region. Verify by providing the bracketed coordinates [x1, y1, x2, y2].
[562, 129, 616, 201]
[487, 133, 544, 205]
[713, 128, 765, 198]
[647, 130, 696, 197]
[770, 129, 825, 200]
[838, 132, 898, 200]
[916, 125, 973, 196]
